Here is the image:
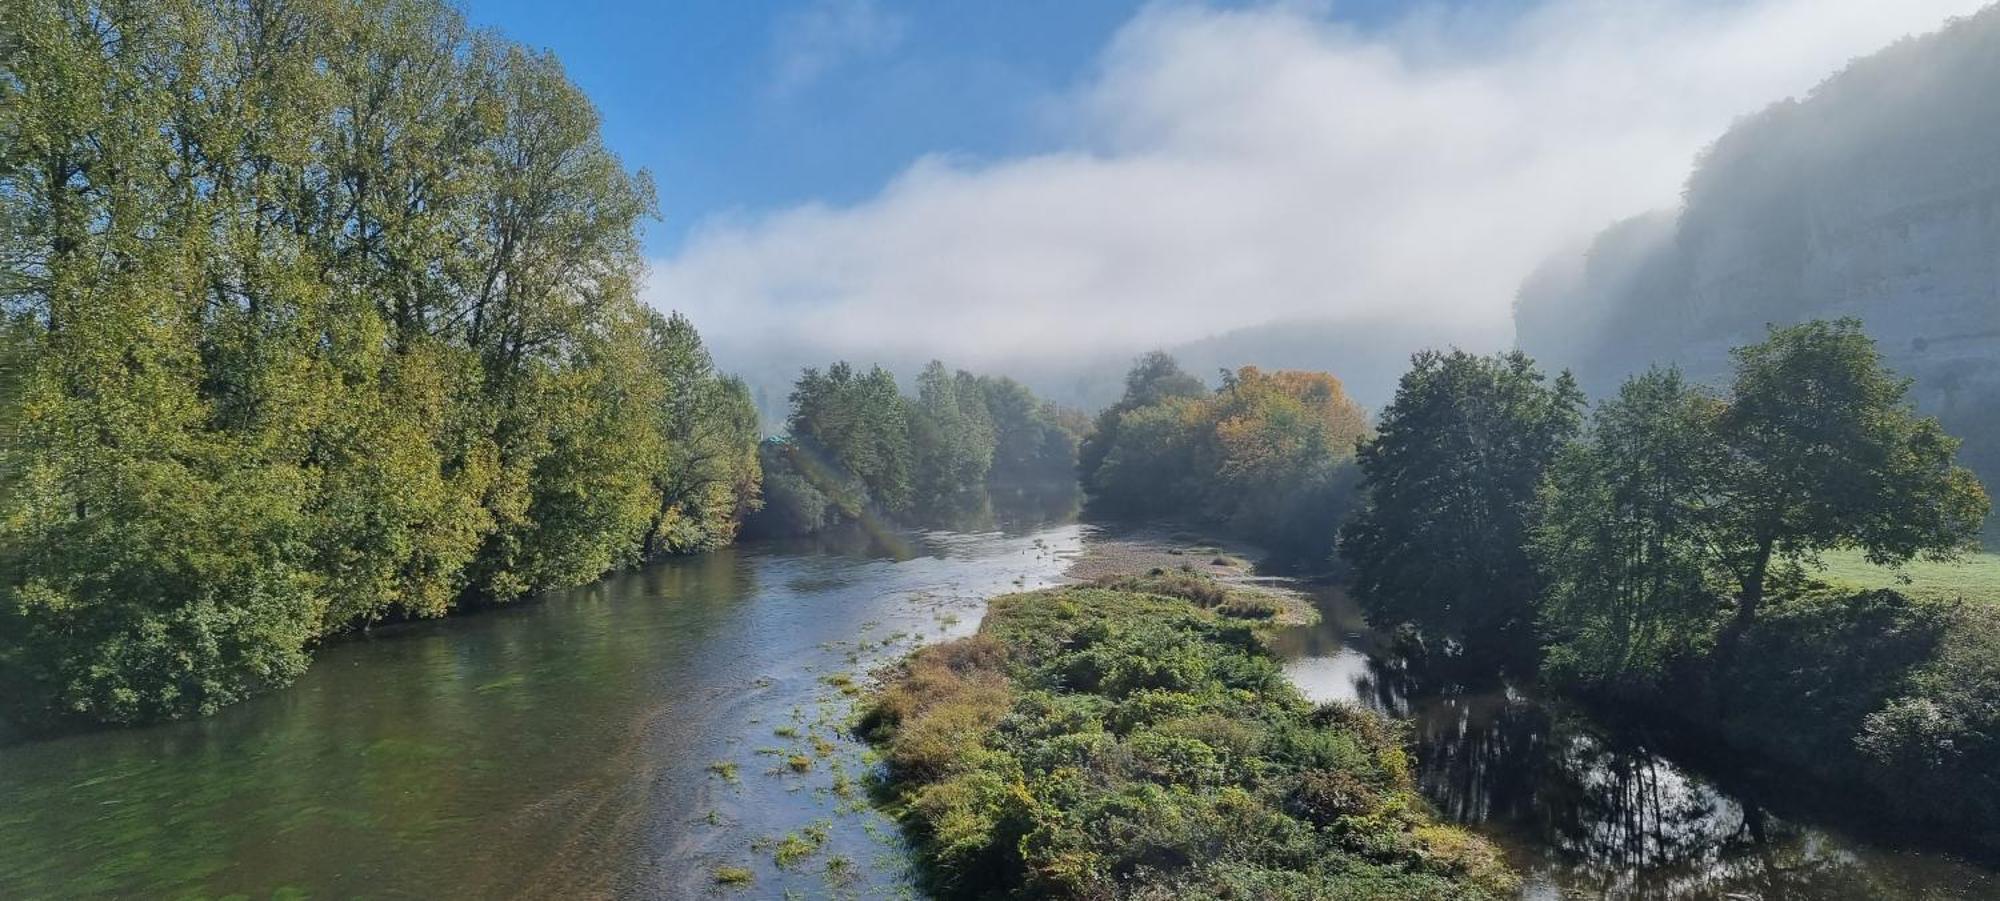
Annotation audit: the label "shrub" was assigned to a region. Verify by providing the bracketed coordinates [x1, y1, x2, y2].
[860, 583, 1517, 898]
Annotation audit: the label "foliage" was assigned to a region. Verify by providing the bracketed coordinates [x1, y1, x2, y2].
[1518, 324, 1996, 832]
[749, 360, 1081, 535]
[640, 312, 763, 557]
[0, 0, 757, 724]
[1647, 588, 2000, 831]
[1340, 350, 1584, 665]
[1530, 323, 1987, 694]
[911, 362, 996, 513]
[785, 363, 915, 516]
[1708, 319, 1989, 620]
[1077, 351, 1208, 493]
[1531, 369, 1726, 692]
[859, 585, 1517, 899]
[1083, 357, 1372, 564]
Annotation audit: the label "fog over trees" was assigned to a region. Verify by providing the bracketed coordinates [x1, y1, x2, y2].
[1517, 5, 2000, 515]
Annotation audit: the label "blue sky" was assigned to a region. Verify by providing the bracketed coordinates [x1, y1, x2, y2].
[460, 0, 1500, 256]
[459, 0, 1982, 371]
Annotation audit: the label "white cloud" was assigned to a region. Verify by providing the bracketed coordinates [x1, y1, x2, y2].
[768, 0, 908, 96]
[657, 0, 1991, 367]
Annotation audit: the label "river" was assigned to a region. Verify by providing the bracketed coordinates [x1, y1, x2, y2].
[0, 521, 1994, 899]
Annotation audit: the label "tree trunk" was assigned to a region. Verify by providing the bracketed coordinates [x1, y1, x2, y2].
[1737, 537, 1773, 624]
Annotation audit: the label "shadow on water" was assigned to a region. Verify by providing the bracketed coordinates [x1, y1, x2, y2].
[1273, 584, 2000, 900]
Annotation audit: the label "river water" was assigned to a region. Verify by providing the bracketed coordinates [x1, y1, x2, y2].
[1272, 585, 2000, 901]
[0, 521, 1994, 899]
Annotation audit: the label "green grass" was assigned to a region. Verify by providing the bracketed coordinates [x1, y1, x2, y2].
[857, 583, 1518, 899]
[1815, 549, 2000, 604]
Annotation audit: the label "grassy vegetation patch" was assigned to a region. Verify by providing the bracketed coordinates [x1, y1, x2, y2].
[858, 584, 1516, 899]
[1817, 549, 2000, 605]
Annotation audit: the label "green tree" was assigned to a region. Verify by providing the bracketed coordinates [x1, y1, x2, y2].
[1340, 350, 1584, 664]
[909, 361, 995, 513]
[640, 312, 761, 557]
[1531, 369, 1725, 690]
[1078, 351, 1206, 490]
[786, 363, 914, 515]
[1711, 319, 1989, 622]
[974, 375, 1080, 486]
[0, 0, 738, 724]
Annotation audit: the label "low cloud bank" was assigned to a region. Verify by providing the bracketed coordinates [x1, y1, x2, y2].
[650, 0, 1986, 372]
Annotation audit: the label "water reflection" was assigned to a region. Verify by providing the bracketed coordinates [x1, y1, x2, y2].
[0, 522, 1084, 899]
[1273, 585, 2000, 900]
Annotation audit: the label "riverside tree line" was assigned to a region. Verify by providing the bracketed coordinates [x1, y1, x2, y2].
[0, 0, 764, 725]
[752, 360, 1085, 536]
[1081, 318, 1997, 833]
[0, 0, 1084, 728]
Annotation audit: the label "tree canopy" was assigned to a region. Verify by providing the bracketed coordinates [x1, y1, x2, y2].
[0, 0, 759, 724]
[1532, 322, 1989, 690]
[1338, 350, 1585, 664]
[751, 360, 1081, 536]
[1081, 355, 1372, 563]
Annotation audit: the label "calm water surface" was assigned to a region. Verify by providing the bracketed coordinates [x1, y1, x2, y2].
[1273, 585, 2000, 901]
[3, 524, 1995, 899]
[0, 523, 1083, 899]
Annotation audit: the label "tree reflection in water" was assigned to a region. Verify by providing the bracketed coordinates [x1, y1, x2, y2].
[1286, 589, 1998, 900]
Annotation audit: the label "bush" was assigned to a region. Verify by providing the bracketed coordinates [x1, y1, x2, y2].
[860, 584, 1517, 898]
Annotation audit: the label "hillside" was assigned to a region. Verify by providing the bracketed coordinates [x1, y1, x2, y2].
[1515, 6, 2000, 497]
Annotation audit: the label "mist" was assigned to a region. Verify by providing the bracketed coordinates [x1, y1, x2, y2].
[1517, 3, 2000, 507]
[645, 0, 1987, 410]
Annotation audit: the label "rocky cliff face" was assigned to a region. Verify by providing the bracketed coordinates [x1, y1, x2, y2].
[1517, 6, 2000, 492]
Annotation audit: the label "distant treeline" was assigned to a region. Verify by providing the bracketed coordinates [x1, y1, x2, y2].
[1078, 352, 1370, 564]
[750, 361, 1085, 535]
[0, 0, 759, 725]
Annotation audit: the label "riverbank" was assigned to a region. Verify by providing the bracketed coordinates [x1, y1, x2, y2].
[858, 577, 1518, 898]
[1579, 584, 2000, 851]
[1265, 579, 2000, 899]
[1063, 523, 1321, 626]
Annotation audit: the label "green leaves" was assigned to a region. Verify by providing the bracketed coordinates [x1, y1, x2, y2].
[1531, 368, 1725, 690]
[1082, 358, 1372, 563]
[1713, 319, 1990, 616]
[754, 359, 1078, 534]
[0, 0, 751, 724]
[1340, 350, 1584, 664]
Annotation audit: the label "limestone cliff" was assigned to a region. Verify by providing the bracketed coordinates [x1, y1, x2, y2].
[1517, 6, 2000, 490]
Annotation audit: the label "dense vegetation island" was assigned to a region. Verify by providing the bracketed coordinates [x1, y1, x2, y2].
[860, 573, 1517, 899]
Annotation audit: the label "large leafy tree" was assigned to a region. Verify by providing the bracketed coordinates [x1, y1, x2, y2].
[909, 361, 995, 513]
[786, 363, 915, 516]
[1531, 369, 1726, 689]
[1710, 319, 1987, 621]
[1078, 350, 1207, 490]
[1339, 350, 1584, 664]
[640, 312, 761, 557]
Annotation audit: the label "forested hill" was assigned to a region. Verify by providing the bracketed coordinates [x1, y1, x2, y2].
[1515, 5, 2000, 499]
